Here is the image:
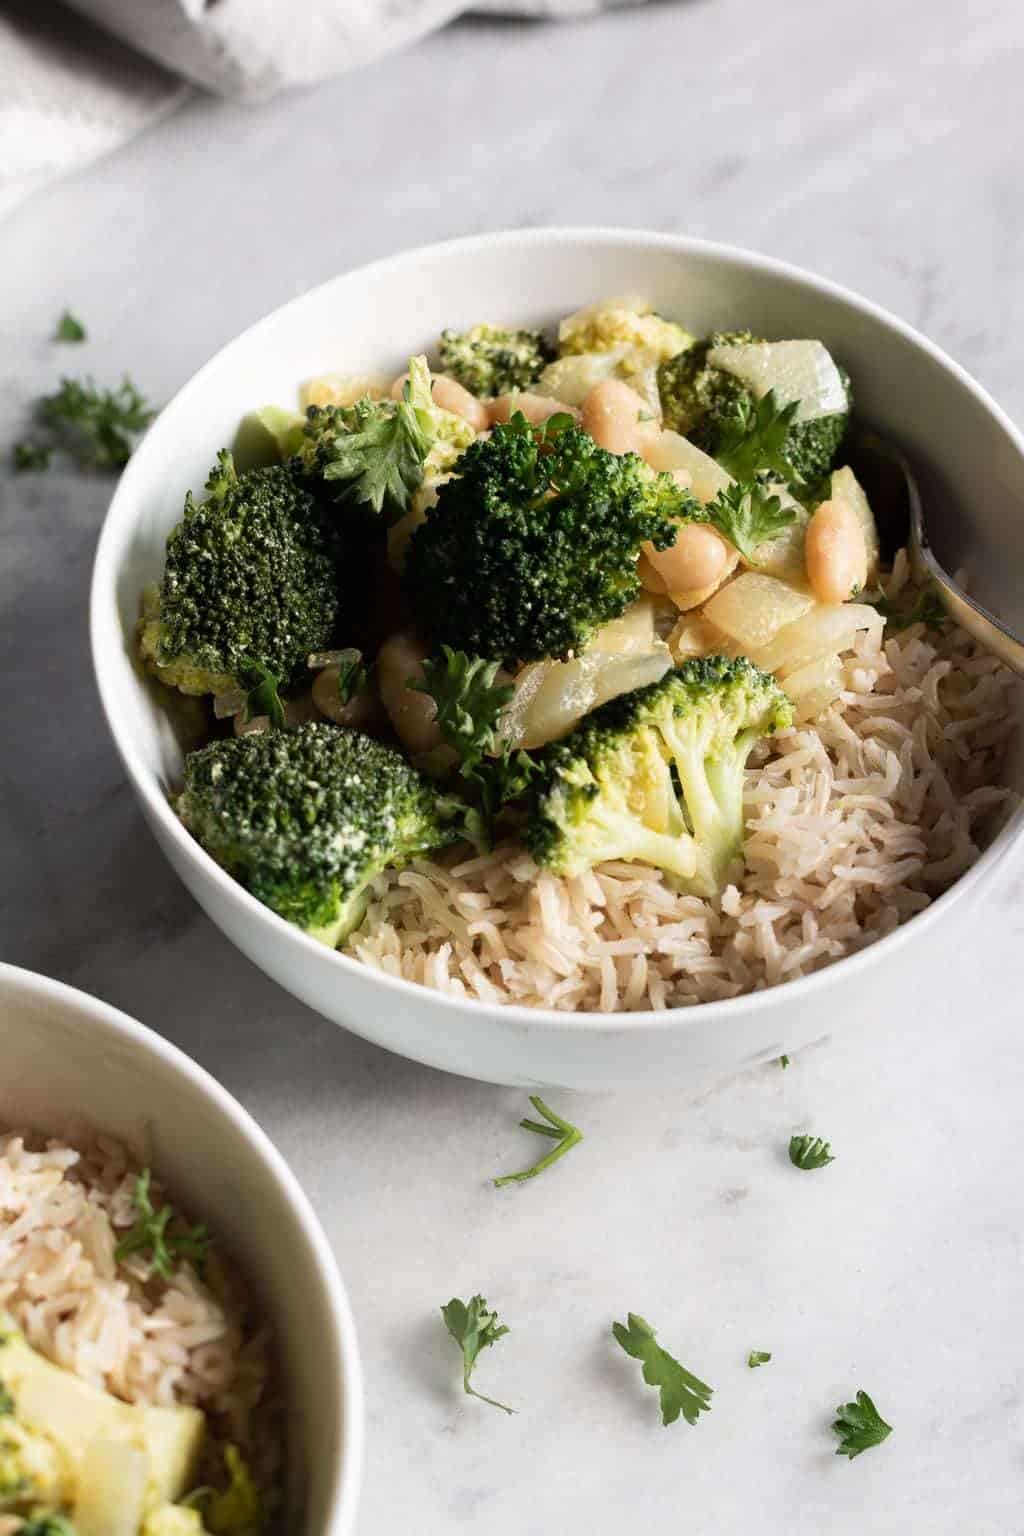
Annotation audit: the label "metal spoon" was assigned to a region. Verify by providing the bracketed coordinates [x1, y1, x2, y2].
[849, 426, 1024, 677]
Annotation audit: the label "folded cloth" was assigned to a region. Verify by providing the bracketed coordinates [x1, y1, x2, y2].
[0, 0, 645, 219]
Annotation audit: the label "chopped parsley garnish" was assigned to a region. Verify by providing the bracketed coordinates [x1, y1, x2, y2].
[55, 310, 87, 343]
[714, 389, 801, 484]
[0, 1379, 14, 1414]
[779, 1054, 790, 1069]
[747, 1350, 772, 1368]
[413, 647, 513, 776]
[832, 1389, 893, 1459]
[441, 1295, 513, 1414]
[38, 375, 156, 469]
[494, 1096, 583, 1187]
[115, 1168, 211, 1280]
[707, 480, 797, 562]
[336, 648, 370, 706]
[239, 657, 286, 729]
[789, 1133, 835, 1170]
[612, 1313, 712, 1427]
[868, 585, 947, 632]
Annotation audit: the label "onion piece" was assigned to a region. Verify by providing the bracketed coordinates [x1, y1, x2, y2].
[703, 572, 814, 650]
[750, 602, 884, 677]
[705, 339, 847, 421]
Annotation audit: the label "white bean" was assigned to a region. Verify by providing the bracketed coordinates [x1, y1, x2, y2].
[805, 497, 868, 604]
[580, 378, 658, 456]
[312, 665, 380, 729]
[641, 523, 730, 595]
[377, 630, 442, 754]
[487, 392, 579, 427]
[430, 374, 489, 432]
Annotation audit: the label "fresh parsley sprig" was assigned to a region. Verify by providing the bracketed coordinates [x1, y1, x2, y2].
[715, 389, 801, 485]
[707, 480, 797, 563]
[868, 585, 946, 633]
[494, 1096, 583, 1187]
[832, 1389, 893, 1459]
[789, 1133, 835, 1170]
[441, 1295, 514, 1414]
[38, 375, 156, 469]
[612, 1313, 712, 1427]
[413, 647, 513, 776]
[313, 358, 435, 522]
[115, 1168, 211, 1281]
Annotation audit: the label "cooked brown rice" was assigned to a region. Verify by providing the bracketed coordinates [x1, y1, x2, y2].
[349, 567, 1018, 1011]
[0, 1130, 280, 1493]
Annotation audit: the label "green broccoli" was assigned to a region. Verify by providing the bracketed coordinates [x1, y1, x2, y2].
[19, 1520, 79, 1536]
[438, 324, 553, 397]
[139, 450, 338, 699]
[177, 723, 464, 945]
[403, 414, 697, 666]
[525, 657, 792, 897]
[658, 334, 851, 489]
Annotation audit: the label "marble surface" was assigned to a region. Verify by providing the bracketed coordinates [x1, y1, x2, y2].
[2, 0, 1023, 1529]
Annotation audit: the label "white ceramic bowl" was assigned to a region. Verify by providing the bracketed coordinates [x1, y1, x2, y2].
[0, 962, 363, 1533]
[90, 228, 1024, 1093]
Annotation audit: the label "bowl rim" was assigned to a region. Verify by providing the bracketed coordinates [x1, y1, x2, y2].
[0, 960, 364, 1534]
[90, 225, 1024, 1036]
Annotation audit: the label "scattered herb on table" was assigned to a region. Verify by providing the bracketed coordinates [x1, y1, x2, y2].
[779, 1054, 790, 1069]
[441, 1295, 513, 1414]
[747, 1350, 772, 1368]
[11, 441, 52, 472]
[494, 1096, 583, 1187]
[789, 1133, 834, 1170]
[54, 309, 87, 343]
[612, 1312, 712, 1427]
[37, 375, 156, 470]
[832, 1389, 893, 1459]
[115, 1168, 211, 1280]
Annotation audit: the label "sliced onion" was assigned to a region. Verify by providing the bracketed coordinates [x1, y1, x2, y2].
[751, 602, 884, 676]
[705, 339, 847, 421]
[74, 1440, 149, 1536]
[703, 572, 814, 650]
[643, 430, 732, 504]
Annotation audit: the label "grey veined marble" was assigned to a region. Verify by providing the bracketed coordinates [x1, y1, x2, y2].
[1, 0, 1022, 1530]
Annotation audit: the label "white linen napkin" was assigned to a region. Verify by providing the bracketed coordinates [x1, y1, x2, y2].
[0, 0, 644, 219]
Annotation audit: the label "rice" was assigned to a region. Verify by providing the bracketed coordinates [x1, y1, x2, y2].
[348, 611, 1018, 1011]
[0, 1130, 281, 1496]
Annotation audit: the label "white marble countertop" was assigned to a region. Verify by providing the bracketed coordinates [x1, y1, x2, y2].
[2, 0, 1023, 1529]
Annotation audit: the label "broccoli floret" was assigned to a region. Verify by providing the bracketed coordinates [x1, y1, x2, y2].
[403, 414, 695, 666]
[177, 723, 463, 945]
[658, 335, 851, 489]
[558, 298, 692, 362]
[139, 451, 338, 699]
[202, 1446, 263, 1536]
[0, 1417, 64, 1508]
[525, 657, 792, 897]
[17, 1520, 77, 1536]
[438, 325, 553, 397]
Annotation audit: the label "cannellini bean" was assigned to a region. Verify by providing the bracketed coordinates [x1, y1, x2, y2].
[580, 378, 659, 456]
[377, 630, 442, 754]
[805, 497, 868, 604]
[390, 370, 488, 431]
[311, 665, 383, 730]
[641, 523, 731, 595]
[487, 392, 579, 427]
[430, 374, 489, 432]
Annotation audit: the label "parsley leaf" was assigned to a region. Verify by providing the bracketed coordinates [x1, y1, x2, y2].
[707, 480, 797, 562]
[55, 309, 87, 343]
[12, 441, 52, 472]
[612, 1313, 712, 1427]
[114, 1168, 211, 1280]
[789, 1133, 834, 1170]
[832, 1389, 893, 1459]
[38, 375, 155, 469]
[318, 363, 434, 521]
[747, 1350, 772, 1368]
[867, 585, 947, 632]
[441, 1295, 513, 1414]
[413, 648, 513, 776]
[335, 648, 370, 706]
[0, 1379, 14, 1414]
[715, 389, 801, 484]
[238, 657, 286, 729]
[778, 1054, 790, 1069]
[494, 1096, 583, 1187]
